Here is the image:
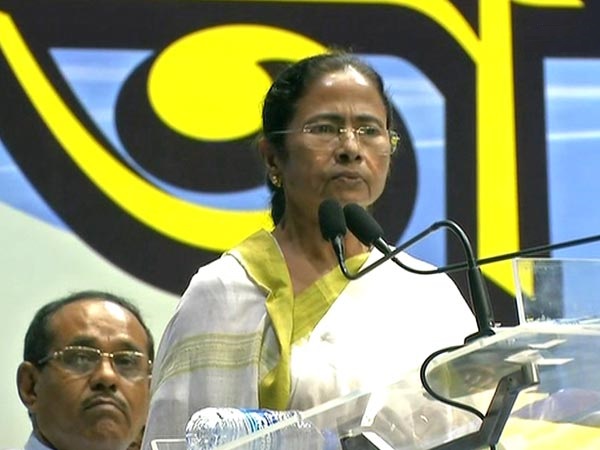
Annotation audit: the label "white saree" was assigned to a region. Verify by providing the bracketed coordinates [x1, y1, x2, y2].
[142, 230, 477, 447]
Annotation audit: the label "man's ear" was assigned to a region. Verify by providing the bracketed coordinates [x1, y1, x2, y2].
[17, 361, 40, 413]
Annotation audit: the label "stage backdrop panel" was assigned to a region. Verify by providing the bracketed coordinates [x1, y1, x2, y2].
[2, 1, 600, 447]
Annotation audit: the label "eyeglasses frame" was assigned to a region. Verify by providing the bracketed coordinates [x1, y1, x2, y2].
[37, 345, 152, 380]
[269, 124, 400, 154]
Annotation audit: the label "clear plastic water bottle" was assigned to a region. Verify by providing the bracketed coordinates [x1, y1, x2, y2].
[185, 407, 332, 450]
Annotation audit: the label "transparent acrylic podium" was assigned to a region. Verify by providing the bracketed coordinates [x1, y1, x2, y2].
[513, 257, 600, 325]
[152, 258, 600, 450]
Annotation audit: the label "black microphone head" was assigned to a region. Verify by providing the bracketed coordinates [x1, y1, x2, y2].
[343, 203, 384, 246]
[318, 199, 347, 241]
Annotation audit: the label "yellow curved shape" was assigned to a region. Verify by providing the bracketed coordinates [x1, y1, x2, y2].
[149, 25, 324, 141]
[272, 0, 481, 60]
[0, 14, 326, 250]
[386, 0, 480, 60]
[1, 1, 583, 283]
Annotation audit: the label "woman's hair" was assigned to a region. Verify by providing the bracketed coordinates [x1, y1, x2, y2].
[262, 51, 395, 225]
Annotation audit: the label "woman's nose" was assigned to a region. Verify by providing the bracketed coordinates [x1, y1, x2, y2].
[335, 129, 362, 161]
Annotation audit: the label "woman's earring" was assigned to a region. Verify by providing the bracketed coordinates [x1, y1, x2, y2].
[270, 174, 282, 188]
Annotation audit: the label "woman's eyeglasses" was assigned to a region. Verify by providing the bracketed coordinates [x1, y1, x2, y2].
[270, 123, 400, 154]
[37, 345, 152, 380]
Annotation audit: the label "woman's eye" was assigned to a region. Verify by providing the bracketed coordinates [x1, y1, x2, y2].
[359, 125, 383, 136]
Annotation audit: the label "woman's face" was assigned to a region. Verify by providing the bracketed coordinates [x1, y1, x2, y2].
[272, 67, 392, 222]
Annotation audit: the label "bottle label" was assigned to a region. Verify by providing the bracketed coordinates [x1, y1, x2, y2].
[239, 408, 298, 433]
[185, 407, 303, 450]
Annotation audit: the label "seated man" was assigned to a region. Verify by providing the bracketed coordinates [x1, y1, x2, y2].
[16, 290, 154, 450]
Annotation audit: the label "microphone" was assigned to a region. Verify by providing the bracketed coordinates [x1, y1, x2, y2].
[343, 204, 495, 340]
[343, 203, 391, 256]
[344, 203, 431, 275]
[318, 199, 352, 278]
[341, 212, 600, 278]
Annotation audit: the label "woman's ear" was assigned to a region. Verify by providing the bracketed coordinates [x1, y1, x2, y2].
[259, 137, 284, 189]
[17, 361, 40, 413]
[258, 136, 279, 172]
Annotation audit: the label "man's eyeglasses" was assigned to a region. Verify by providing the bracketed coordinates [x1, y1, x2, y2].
[269, 123, 400, 154]
[37, 346, 152, 380]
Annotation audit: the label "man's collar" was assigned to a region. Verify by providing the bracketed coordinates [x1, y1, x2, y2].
[24, 433, 53, 450]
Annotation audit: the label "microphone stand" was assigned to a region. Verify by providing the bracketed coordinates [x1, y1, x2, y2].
[351, 231, 600, 278]
[340, 222, 446, 280]
[343, 221, 600, 338]
[337, 219, 600, 449]
[429, 362, 540, 450]
[340, 362, 540, 450]
[333, 210, 600, 449]
[342, 218, 496, 340]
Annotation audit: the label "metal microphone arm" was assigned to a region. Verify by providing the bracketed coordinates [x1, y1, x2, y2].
[343, 212, 495, 338]
[343, 221, 447, 280]
[438, 220, 495, 340]
[344, 226, 600, 278]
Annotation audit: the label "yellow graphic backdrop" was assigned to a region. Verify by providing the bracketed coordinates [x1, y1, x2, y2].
[1, 0, 599, 447]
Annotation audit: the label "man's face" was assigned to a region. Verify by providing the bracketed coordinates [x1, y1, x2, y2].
[19, 299, 151, 450]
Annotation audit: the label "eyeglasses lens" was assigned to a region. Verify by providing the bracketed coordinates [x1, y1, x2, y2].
[59, 347, 148, 379]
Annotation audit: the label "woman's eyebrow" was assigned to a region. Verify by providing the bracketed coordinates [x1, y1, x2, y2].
[305, 112, 384, 125]
[304, 113, 344, 123]
[354, 114, 385, 127]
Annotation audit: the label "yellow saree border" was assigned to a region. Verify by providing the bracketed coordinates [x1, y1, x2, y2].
[233, 229, 367, 409]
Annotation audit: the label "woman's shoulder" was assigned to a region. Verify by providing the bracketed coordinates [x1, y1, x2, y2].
[160, 251, 267, 342]
[182, 252, 251, 299]
[190, 252, 242, 278]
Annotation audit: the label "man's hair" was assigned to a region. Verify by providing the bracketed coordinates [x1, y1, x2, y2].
[23, 290, 155, 365]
